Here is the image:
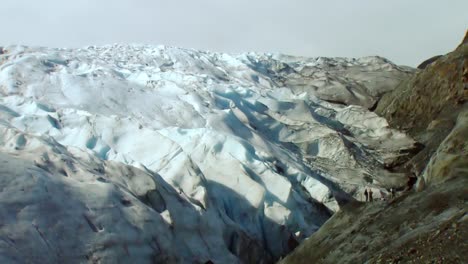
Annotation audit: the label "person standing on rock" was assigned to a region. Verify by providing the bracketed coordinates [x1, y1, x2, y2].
[364, 189, 369, 202]
[369, 189, 373, 202]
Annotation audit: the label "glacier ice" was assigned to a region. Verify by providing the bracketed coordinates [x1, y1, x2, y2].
[0, 44, 416, 263]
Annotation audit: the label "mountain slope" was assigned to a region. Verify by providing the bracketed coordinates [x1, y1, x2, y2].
[280, 32, 468, 264]
[279, 176, 467, 264]
[376, 31, 468, 180]
[0, 45, 414, 263]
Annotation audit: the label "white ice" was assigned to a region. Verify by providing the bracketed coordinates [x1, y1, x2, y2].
[0, 44, 416, 263]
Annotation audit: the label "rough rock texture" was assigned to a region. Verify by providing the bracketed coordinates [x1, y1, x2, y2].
[420, 108, 468, 186]
[376, 38, 468, 175]
[281, 33, 468, 264]
[280, 177, 467, 264]
[376, 41, 467, 136]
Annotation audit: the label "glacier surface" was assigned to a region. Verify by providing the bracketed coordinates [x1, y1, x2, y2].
[0, 44, 415, 263]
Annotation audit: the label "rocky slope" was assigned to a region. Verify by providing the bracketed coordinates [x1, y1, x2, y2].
[0, 45, 415, 263]
[280, 32, 468, 264]
[376, 31, 468, 183]
[279, 176, 467, 264]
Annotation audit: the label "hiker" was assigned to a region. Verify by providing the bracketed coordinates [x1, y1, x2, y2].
[369, 189, 373, 202]
[390, 188, 396, 199]
[364, 189, 369, 202]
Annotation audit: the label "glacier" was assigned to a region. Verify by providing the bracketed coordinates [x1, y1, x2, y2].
[0, 44, 415, 263]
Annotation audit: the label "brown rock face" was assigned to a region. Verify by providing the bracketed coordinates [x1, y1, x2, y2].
[376, 44, 467, 136]
[421, 109, 468, 185]
[375, 33, 468, 175]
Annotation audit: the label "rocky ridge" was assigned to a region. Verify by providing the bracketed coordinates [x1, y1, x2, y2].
[280, 31, 468, 264]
